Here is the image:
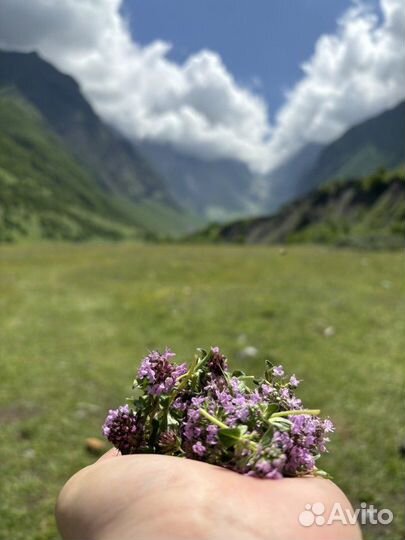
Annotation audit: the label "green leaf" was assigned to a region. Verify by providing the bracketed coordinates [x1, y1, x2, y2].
[196, 348, 208, 362]
[264, 359, 277, 382]
[265, 403, 279, 418]
[231, 369, 246, 377]
[167, 413, 179, 427]
[269, 417, 292, 431]
[314, 469, 333, 479]
[261, 426, 274, 445]
[132, 395, 149, 409]
[218, 427, 243, 448]
[160, 396, 170, 407]
[239, 425, 248, 435]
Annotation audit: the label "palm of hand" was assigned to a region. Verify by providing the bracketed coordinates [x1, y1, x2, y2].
[56, 451, 362, 540]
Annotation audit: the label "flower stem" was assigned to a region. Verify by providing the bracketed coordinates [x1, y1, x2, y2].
[174, 350, 209, 396]
[271, 409, 320, 418]
[199, 408, 228, 429]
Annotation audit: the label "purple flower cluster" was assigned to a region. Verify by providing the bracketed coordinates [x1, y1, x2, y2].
[102, 405, 137, 455]
[102, 346, 334, 478]
[137, 349, 187, 396]
[272, 414, 334, 476]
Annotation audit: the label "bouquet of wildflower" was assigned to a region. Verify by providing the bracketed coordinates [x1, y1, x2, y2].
[103, 347, 334, 479]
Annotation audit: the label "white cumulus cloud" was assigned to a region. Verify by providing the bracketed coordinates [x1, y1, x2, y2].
[0, 0, 403, 174]
[266, 0, 405, 170]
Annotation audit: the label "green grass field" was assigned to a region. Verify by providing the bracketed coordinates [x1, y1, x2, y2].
[0, 243, 404, 540]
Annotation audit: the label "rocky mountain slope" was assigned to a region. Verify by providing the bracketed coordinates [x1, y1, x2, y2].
[194, 170, 405, 249]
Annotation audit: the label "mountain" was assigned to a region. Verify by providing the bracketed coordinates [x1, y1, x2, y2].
[298, 101, 405, 195]
[158, 98, 404, 221]
[0, 49, 265, 225]
[261, 101, 405, 213]
[0, 50, 170, 204]
[0, 89, 143, 241]
[1, 50, 403, 239]
[261, 143, 324, 213]
[0, 50, 198, 240]
[140, 142, 263, 221]
[193, 169, 405, 249]
[142, 98, 405, 220]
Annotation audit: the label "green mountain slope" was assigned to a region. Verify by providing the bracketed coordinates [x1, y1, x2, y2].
[0, 50, 170, 205]
[194, 169, 405, 249]
[0, 50, 200, 240]
[301, 101, 405, 193]
[0, 89, 147, 241]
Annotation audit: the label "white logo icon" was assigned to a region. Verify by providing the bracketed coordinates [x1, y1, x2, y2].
[299, 502, 325, 527]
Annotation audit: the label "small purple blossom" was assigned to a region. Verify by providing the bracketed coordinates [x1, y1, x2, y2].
[323, 419, 335, 433]
[272, 365, 284, 377]
[286, 395, 302, 409]
[260, 383, 275, 397]
[206, 424, 219, 445]
[192, 441, 206, 457]
[289, 374, 300, 387]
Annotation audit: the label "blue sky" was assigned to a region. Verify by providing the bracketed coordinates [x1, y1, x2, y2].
[124, 0, 379, 116]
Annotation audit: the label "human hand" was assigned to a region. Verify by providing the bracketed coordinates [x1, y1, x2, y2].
[56, 450, 362, 540]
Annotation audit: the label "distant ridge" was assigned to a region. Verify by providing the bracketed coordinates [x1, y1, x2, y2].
[299, 100, 405, 195]
[262, 100, 405, 213]
[193, 170, 405, 249]
[140, 141, 263, 221]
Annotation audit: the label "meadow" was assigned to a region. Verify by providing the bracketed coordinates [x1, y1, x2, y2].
[0, 242, 404, 540]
